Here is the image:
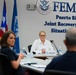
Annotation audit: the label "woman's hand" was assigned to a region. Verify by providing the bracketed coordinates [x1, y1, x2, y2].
[19, 53, 24, 59]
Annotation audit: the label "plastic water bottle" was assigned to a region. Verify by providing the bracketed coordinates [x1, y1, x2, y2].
[22, 47, 27, 56]
[22, 47, 25, 52]
[58, 46, 62, 55]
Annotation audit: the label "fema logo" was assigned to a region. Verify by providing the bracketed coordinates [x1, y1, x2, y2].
[37, 0, 52, 15]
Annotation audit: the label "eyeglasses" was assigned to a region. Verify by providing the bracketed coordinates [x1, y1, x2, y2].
[40, 35, 46, 36]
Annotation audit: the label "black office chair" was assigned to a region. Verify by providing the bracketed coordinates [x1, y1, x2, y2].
[43, 70, 76, 75]
[0, 53, 13, 75]
[28, 45, 32, 52]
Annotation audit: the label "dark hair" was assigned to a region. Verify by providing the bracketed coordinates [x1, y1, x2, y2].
[1, 31, 16, 46]
[66, 28, 76, 46]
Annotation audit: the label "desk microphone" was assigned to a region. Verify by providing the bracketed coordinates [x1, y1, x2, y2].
[33, 51, 36, 54]
[50, 40, 59, 55]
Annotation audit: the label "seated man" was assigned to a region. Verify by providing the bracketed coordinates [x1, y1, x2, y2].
[31, 30, 56, 54]
[43, 27, 76, 73]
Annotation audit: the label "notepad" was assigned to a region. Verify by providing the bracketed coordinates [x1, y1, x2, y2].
[31, 64, 46, 68]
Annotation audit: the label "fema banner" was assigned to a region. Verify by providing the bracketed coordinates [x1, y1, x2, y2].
[36, 0, 76, 33]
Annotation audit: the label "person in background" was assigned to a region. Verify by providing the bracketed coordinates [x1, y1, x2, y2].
[31, 30, 56, 54]
[43, 27, 76, 73]
[0, 31, 28, 75]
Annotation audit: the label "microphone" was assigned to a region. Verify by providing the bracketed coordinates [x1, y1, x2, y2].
[33, 51, 36, 54]
[50, 40, 60, 55]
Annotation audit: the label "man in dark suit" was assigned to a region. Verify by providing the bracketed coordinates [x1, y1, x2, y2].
[44, 27, 76, 72]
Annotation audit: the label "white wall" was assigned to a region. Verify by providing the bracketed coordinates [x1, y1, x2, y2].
[1, 0, 76, 53]
[0, 0, 4, 25]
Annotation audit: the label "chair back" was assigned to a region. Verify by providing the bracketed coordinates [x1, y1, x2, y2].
[0, 53, 13, 75]
[28, 45, 32, 52]
[44, 70, 76, 75]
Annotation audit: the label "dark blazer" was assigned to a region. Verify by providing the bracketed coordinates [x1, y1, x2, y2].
[0, 46, 25, 75]
[44, 51, 76, 72]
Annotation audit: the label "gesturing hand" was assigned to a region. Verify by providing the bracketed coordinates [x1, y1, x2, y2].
[19, 53, 24, 59]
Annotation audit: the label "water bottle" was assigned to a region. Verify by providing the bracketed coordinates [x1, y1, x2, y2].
[58, 46, 62, 55]
[22, 47, 27, 56]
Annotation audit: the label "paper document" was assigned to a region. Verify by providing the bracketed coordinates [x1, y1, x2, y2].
[31, 64, 46, 68]
[20, 61, 31, 65]
[20, 61, 37, 65]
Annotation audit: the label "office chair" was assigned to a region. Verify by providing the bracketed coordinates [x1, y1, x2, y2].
[28, 45, 32, 52]
[0, 53, 13, 75]
[43, 70, 76, 75]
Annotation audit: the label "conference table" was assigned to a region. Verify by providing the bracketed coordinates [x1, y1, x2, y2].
[20, 53, 58, 74]
[20, 57, 51, 74]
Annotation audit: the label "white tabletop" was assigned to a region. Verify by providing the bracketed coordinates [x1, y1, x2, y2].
[20, 57, 52, 73]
